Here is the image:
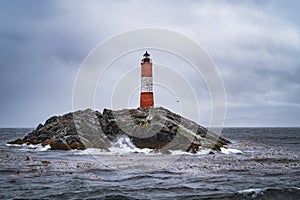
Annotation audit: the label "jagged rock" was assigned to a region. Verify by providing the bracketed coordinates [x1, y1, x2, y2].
[8, 107, 230, 153]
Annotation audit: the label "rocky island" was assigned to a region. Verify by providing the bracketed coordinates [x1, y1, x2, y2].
[8, 107, 230, 153]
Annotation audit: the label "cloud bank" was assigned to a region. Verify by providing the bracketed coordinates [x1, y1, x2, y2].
[0, 0, 299, 127]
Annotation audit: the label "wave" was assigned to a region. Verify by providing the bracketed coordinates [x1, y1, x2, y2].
[220, 147, 244, 155]
[77, 147, 214, 156]
[110, 135, 154, 154]
[6, 135, 243, 156]
[238, 188, 266, 198]
[236, 187, 300, 199]
[6, 143, 51, 151]
[75, 135, 154, 155]
[78, 135, 216, 156]
[169, 149, 212, 155]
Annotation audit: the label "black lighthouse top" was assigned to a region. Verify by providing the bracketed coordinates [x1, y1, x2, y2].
[142, 51, 151, 63]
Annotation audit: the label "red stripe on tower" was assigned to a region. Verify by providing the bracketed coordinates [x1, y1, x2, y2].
[140, 51, 154, 108]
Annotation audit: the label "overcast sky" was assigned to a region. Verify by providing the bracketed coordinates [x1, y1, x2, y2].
[0, 0, 299, 127]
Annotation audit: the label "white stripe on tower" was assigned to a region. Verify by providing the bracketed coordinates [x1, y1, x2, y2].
[141, 77, 153, 92]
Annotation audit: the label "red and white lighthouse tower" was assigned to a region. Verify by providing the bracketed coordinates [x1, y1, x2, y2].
[140, 51, 154, 108]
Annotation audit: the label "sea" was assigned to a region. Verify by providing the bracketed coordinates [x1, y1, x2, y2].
[0, 128, 299, 199]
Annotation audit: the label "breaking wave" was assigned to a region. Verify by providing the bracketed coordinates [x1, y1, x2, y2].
[6, 135, 243, 156]
[220, 147, 244, 154]
[78, 135, 237, 156]
[6, 143, 51, 151]
[235, 187, 300, 199]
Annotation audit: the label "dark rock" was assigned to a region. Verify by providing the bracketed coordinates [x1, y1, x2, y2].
[69, 141, 85, 150]
[49, 139, 71, 150]
[7, 138, 24, 145]
[36, 123, 43, 130]
[8, 107, 230, 153]
[45, 116, 59, 125]
[25, 155, 30, 161]
[41, 160, 51, 165]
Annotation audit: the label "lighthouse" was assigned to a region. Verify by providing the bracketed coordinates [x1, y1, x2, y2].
[140, 51, 154, 108]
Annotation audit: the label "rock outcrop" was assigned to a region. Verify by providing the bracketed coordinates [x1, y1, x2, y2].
[8, 107, 230, 153]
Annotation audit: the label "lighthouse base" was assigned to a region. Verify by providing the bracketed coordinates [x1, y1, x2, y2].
[140, 92, 154, 108]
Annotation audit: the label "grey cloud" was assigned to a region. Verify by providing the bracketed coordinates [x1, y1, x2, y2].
[0, 0, 299, 127]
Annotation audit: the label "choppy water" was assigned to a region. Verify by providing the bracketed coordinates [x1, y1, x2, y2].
[0, 128, 299, 199]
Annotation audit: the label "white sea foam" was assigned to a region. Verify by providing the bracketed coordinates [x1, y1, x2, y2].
[6, 143, 51, 151]
[196, 148, 212, 155]
[110, 135, 153, 154]
[37, 144, 51, 151]
[76, 135, 219, 156]
[23, 143, 51, 151]
[238, 188, 266, 198]
[6, 135, 242, 156]
[220, 147, 244, 154]
[76, 135, 154, 155]
[169, 149, 211, 155]
[78, 147, 210, 156]
[169, 150, 194, 155]
[113, 135, 137, 150]
[5, 143, 22, 147]
[238, 188, 264, 193]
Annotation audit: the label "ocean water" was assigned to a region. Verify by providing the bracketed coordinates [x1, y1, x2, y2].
[0, 128, 299, 199]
